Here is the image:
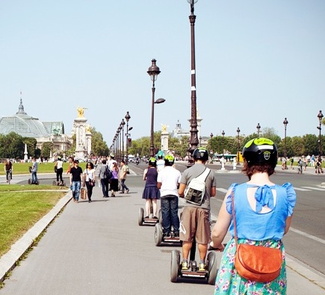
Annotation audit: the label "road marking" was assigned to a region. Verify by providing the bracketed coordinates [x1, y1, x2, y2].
[301, 186, 325, 191]
[293, 187, 310, 191]
[290, 228, 325, 245]
[217, 188, 228, 193]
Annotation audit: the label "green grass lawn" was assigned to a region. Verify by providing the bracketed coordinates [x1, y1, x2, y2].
[0, 184, 68, 257]
[0, 162, 87, 175]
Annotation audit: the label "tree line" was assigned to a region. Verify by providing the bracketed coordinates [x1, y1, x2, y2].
[1, 127, 323, 160]
[128, 128, 324, 159]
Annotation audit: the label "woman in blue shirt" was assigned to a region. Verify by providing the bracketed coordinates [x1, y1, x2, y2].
[211, 138, 296, 295]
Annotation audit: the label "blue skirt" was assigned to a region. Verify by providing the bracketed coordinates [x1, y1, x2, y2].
[142, 185, 160, 200]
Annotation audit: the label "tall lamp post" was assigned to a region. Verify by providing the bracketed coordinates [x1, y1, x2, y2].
[221, 130, 225, 170]
[210, 133, 213, 163]
[283, 118, 288, 169]
[125, 111, 131, 164]
[147, 59, 164, 157]
[236, 127, 240, 163]
[187, 0, 199, 161]
[256, 123, 261, 138]
[317, 110, 323, 156]
[121, 118, 125, 161]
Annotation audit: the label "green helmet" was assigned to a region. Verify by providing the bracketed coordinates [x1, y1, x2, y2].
[149, 157, 157, 167]
[164, 154, 175, 165]
[192, 147, 209, 161]
[242, 138, 278, 167]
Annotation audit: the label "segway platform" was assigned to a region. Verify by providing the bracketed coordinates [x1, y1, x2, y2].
[138, 208, 159, 226]
[154, 223, 181, 246]
[170, 249, 218, 285]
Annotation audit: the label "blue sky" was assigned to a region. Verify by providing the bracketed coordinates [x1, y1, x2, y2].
[0, 0, 324, 146]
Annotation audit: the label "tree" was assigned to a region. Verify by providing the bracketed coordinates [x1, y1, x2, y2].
[90, 127, 109, 156]
[41, 142, 54, 159]
[0, 132, 24, 159]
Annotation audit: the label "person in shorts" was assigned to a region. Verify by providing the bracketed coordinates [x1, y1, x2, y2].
[178, 147, 216, 271]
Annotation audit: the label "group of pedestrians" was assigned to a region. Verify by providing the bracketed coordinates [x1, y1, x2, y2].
[140, 137, 298, 294]
[66, 155, 130, 203]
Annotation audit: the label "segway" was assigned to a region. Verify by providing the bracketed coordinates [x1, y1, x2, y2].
[52, 180, 66, 186]
[154, 210, 182, 246]
[138, 208, 159, 226]
[170, 241, 218, 285]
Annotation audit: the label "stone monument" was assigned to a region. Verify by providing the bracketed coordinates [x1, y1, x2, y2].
[161, 124, 169, 154]
[73, 107, 88, 159]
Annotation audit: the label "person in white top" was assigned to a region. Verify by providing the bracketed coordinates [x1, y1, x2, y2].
[83, 162, 96, 203]
[55, 157, 64, 184]
[157, 155, 181, 237]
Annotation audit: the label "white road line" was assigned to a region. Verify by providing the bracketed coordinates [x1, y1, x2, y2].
[217, 188, 228, 193]
[293, 187, 310, 191]
[301, 186, 325, 191]
[290, 228, 325, 245]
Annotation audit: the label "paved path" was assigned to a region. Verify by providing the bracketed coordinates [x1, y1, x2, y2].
[0, 175, 324, 294]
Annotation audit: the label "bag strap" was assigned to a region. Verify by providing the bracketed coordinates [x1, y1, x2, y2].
[195, 167, 210, 182]
[231, 189, 238, 248]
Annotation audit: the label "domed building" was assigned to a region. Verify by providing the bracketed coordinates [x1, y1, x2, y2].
[0, 99, 72, 155]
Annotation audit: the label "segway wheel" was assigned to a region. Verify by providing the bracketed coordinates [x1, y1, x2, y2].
[28, 179, 31, 185]
[158, 208, 162, 223]
[52, 180, 57, 186]
[154, 223, 163, 246]
[170, 250, 180, 283]
[138, 208, 144, 226]
[207, 251, 218, 285]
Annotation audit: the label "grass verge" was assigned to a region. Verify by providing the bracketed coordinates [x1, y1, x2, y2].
[0, 184, 67, 257]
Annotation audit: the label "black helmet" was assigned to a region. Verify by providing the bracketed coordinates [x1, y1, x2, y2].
[242, 138, 277, 167]
[192, 147, 209, 161]
[164, 154, 175, 165]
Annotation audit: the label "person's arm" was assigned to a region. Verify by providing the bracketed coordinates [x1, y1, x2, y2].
[178, 183, 186, 198]
[143, 169, 148, 181]
[157, 182, 162, 189]
[210, 186, 217, 197]
[210, 192, 232, 250]
[284, 215, 293, 234]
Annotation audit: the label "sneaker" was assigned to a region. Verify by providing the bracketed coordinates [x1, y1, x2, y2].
[198, 262, 206, 271]
[173, 231, 179, 237]
[152, 216, 158, 220]
[181, 260, 189, 270]
[126, 189, 129, 194]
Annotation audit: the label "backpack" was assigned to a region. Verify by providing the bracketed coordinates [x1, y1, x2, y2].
[184, 168, 211, 205]
[104, 165, 112, 180]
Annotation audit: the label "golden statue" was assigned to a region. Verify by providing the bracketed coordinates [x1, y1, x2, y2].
[77, 107, 85, 118]
[161, 124, 168, 132]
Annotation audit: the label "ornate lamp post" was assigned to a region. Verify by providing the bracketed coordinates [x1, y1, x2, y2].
[121, 119, 125, 162]
[147, 59, 163, 157]
[125, 111, 131, 164]
[187, 0, 199, 162]
[236, 127, 240, 163]
[221, 130, 225, 170]
[256, 123, 261, 138]
[317, 110, 323, 156]
[283, 118, 288, 169]
[210, 133, 213, 163]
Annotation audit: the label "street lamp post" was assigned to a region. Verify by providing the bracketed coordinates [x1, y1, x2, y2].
[121, 118, 125, 161]
[317, 110, 323, 156]
[236, 127, 240, 163]
[125, 111, 131, 164]
[256, 123, 261, 138]
[187, 0, 199, 162]
[147, 59, 162, 157]
[210, 133, 213, 163]
[221, 130, 225, 170]
[283, 118, 288, 169]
